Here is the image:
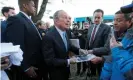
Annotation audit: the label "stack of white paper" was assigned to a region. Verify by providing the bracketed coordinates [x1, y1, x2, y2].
[0, 43, 23, 80]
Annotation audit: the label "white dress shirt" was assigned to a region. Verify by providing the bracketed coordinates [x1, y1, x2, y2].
[20, 11, 31, 19]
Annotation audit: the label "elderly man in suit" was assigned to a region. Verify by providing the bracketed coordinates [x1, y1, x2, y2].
[42, 10, 87, 80]
[86, 9, 111, 76]
[4, 0, 48, 80]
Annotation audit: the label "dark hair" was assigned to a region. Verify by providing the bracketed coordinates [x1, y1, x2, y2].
[93, 9, 104, 17]
[115, 10, 131, 21]
[18, 0, 33, 9]
[1, 7, 15, 16]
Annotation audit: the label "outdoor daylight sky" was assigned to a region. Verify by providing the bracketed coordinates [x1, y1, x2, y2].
[0, 0, 132, 22]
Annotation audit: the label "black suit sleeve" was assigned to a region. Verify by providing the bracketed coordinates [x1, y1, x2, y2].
[69, 43, 79, 55]
[5, 16, 25, 50]
[42, 35, 68, 67]
[93, 25, 111, 56]
[4, 16, 30, 71]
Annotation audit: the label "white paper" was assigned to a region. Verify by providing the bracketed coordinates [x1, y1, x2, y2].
[1, 71, 9, 80]
[0, 43, 23, 80]
[70, 39, 80, 48]
[1, 43, 21, 57]
[76, 54, 96, 62]
[1, 43, 23, 66]
[9, 48, 23, 66]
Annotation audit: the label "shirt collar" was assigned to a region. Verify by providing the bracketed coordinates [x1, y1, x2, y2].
[55, 26, 66, 35]
[20, 11, 31, 19]
[95, 23, 101, 27]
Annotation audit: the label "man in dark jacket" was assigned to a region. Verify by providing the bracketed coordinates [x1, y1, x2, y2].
[86, 9, 111, 76]
[1, 7, 15, 42]
[4, 0, 48, 80]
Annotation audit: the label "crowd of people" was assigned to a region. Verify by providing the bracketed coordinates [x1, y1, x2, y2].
[1, 0, 133, 80]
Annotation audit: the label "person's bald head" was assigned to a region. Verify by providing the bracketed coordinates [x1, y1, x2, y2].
[53, 10, 71, 31]
[18, 0, 36, 16]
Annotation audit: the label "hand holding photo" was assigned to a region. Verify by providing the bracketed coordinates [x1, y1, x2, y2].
[76, 54, 96, 62]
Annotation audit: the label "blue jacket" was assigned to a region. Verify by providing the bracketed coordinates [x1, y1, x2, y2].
[100, 28, 133, 80]
[1, 20, 7, 42]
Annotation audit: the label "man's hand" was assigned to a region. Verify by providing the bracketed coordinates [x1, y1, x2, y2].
[25, 66, 38, 78]
[91, 57, 103, 64]
[110, 36, 122, 49]
[79, 49, 88, 55]
[88, 50, 93, 54]
[69, 57, 77, 64]
[1, 56, 10, 70]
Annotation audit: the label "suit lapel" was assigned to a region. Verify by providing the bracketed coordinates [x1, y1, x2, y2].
[53, 27, 67, 52]
[92, 23, 103, 43]
[87, 25, 94, 45]
[18, 12, 41, 40]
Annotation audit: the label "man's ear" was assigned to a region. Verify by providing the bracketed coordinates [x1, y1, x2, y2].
[38, 25, 41, 29]
[101, 18, 103, 22]
[3, 12, 7, 17]
[22, 4, 27, 9]
[128, 21, 132, 28]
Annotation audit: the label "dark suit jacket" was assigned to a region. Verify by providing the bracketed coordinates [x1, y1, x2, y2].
[38, 28, 48, 38]
[86, 23, 111, 56]
[42, 26, 79, 80]
[4, 12, 43, 71]
[1, 20, 7, 42]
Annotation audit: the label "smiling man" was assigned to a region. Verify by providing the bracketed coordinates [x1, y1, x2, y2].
[100, 2, 133, 79]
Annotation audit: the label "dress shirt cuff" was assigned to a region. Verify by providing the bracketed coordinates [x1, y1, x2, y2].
[24, 67, 30, 72]
[67, 59, 70, 67]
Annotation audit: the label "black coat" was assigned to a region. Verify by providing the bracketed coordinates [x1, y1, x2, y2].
[42, 26, 79, 80]
[4, 12, 43, 71]
[86, 23, 111, 56]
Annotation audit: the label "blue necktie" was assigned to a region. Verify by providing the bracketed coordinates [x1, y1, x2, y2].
[62, 32, 68, 51]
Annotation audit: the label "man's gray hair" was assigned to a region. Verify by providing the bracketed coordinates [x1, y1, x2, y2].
[53, 10, 64, 20]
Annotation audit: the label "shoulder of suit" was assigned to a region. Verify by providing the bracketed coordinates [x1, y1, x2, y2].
[7, 14, 22, 23]
[42, 31, 54, 41]
[101, 23, 111, 28]
[45, 27, 55, 36]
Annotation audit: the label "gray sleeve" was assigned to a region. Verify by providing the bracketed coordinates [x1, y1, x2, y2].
[124, 68, 133, 80]
[102, 55, 112, 63]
